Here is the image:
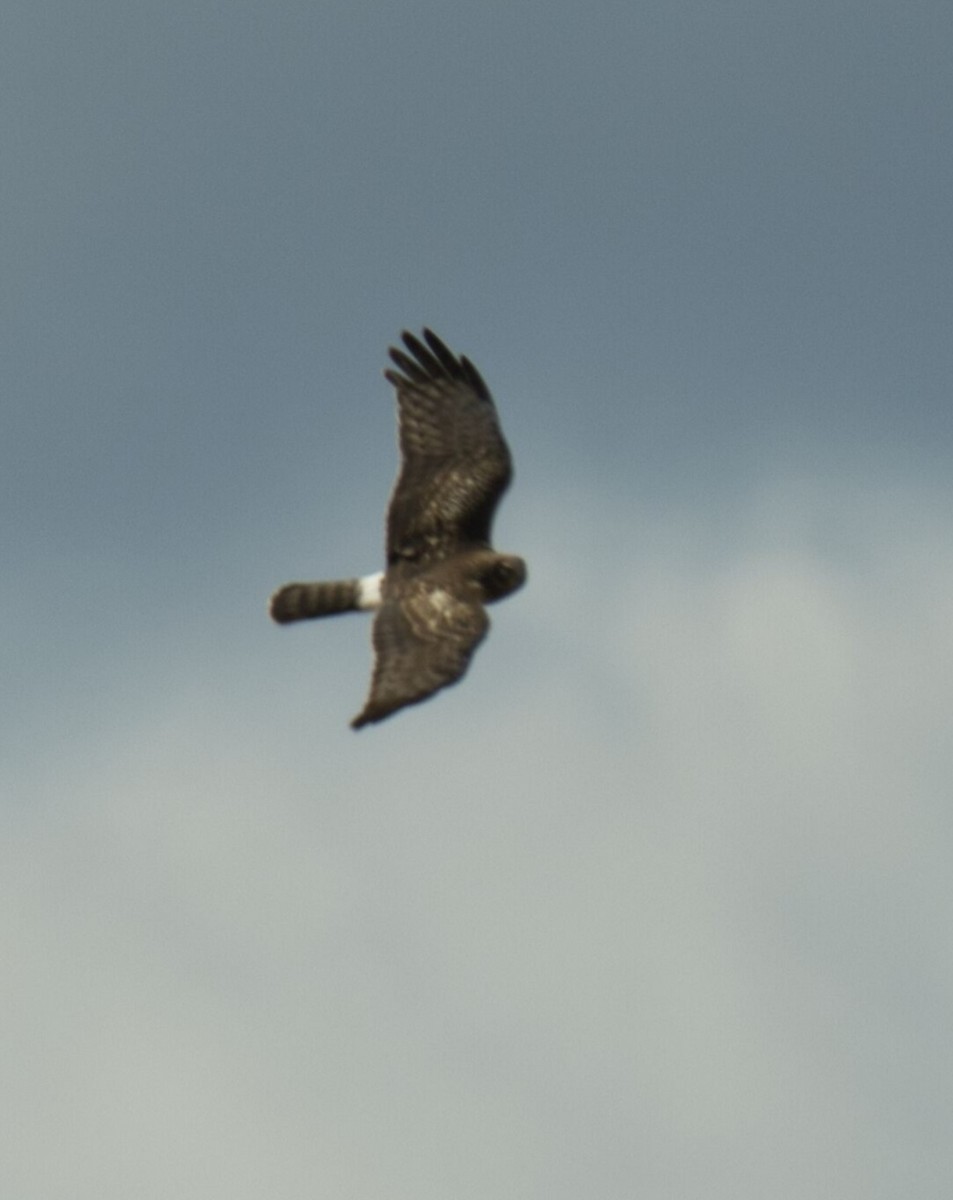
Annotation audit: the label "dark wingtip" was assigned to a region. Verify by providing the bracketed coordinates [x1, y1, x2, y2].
[383, 329, 436, 389]
[385, 327, 491, 399]
[462, 356, 490, 399]
[421, 327, 450, 357]
[351, 698, 394, 728]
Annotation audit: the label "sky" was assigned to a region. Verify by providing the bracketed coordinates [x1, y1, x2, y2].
[4, 0, 953, 1196]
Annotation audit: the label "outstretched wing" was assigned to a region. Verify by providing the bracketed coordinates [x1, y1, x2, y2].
[351, 572, 489, 728]
[384, 329, 512, 566]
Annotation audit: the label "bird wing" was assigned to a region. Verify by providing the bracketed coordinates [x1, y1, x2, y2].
[384, 329, 512, 565]
[351, 570, 489, 728]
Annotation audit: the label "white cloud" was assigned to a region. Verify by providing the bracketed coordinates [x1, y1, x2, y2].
[3, 474, 953, 1198]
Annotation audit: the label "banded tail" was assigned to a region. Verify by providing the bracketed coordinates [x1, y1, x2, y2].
[269, 573, 382, 624]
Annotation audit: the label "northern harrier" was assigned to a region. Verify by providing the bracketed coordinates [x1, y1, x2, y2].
[269, 329, 526, 728]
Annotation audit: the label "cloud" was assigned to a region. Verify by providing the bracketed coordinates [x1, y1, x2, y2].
[4, 472, 953, 1198]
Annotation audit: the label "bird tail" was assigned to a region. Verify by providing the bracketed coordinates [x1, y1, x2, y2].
[269, 579, 364, 624]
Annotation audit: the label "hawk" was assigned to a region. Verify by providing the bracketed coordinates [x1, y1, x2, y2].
[269, 329, 526, 728]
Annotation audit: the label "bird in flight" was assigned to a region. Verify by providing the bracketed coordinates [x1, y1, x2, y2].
[269, 329, 526, 728]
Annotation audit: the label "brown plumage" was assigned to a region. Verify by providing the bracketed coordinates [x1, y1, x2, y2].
[269, 579, 364, 623]
[269, 329, 526, 728]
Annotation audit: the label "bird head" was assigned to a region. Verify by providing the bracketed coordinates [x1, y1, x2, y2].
[475, 553, 527, 603]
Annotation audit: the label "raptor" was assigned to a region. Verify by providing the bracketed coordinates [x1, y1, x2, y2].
[269, 329, 526, 728]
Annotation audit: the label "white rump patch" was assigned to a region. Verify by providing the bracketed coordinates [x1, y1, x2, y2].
[356, 572, 384, 610]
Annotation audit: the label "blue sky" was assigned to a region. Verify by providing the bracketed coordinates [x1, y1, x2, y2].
[4, 2, 953, 1196]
